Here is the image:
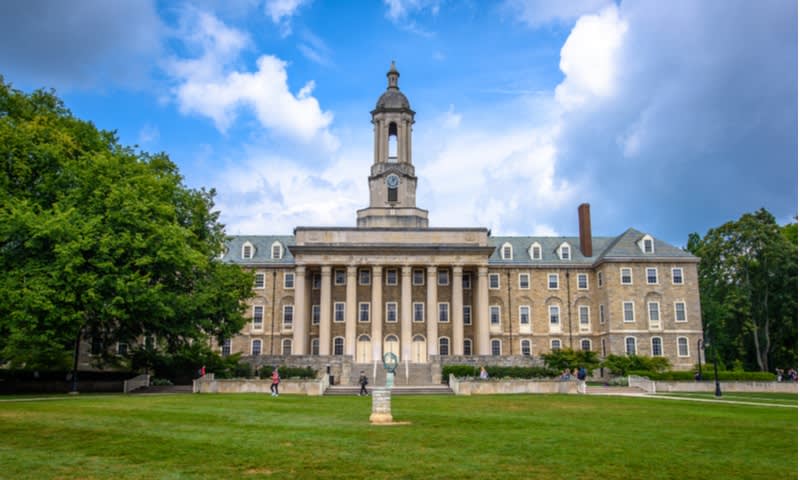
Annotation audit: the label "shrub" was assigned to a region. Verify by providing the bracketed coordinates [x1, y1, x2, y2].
[442, 365, 558, 380]
[629, 370, 775, 381]
[258, 366, 317, 379]
[541, 348, 600, 374]
[602, 354, 670, 376]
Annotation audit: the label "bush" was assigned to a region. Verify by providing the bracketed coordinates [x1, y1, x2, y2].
[629, 370, 775, 381]
[541, 349, 600, 374]
[602, 354, 670, 376]
[258, 366, 317, 379]
[150, 378, 173, 386]
[442, 365, 558, 380]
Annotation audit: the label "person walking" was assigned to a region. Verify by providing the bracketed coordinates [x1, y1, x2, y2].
[271, 368, 280, 397]
[358, 370, 369, 396]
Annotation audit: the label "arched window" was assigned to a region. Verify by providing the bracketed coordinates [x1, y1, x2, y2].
[625, 336, 637, 355]
[271, 241, 283, 259]
[333, 337, 345, 355]
[677, 337, 689, 357]
[529, 242, 542, 260]
[281, 338, 291, 356]
[439, 337, 450, 356]
[558, 242, 571, 260]
[388, 122, 398, 161]
[651, 337, 663, 356]
[251, 339, 262, 356]
[463, 338, 473, 356]
[242, 241, 255, 259]
[638, 234, 655, 254]
[501, 242, 513, 260]
[491, 339, 501, 356]
[521, 339, 531, 356]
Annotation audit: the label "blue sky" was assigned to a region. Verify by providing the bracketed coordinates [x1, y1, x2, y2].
[1, 0, 796, 246]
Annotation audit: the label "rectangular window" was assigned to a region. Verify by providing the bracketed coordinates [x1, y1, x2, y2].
[551, 339, 561, 351]
[284, 272, 295, 289]
[386, 302, 398, 323]
[388, 187, 398, 202]
[438, 302, 450, 323]
[117, 342, 128, 356]
[386, 269, 398, 286]
[359, 269, 371, 285]
[579, 306, 589, 328]
[623, 302, 635, 322]
[549, 305, 560, 326]
[252, 306, 264, 330]
[519, 305, 530, 325]
[359, 303, 370, 322]
[598, 271, 604, 288]
[271, 245, 280, 259]
[652, 337, 663, 356]
[672, 268, 684, 285]
[648, 302, 660, 323]
[334, 302, 345, 322]
[334, 269, 346, 285]
[599, 304, 606, 324]
[490, 305, 501, 325]
[312, 273, 321, 289]
[620, 268, 632, 285]
[519, 273, 530, 289]
[521, 340, 531, 356]
[252, 340, 262, 356]
[413, 269, 424, 286]
[413, 302, 425, 322]
[489, 273, 500, 289]
[463, 339, 472, 356]
[674, 302, 687, 322]
[678, 337, 690, 357]
[491, 340, 501, 356]
[463, 273, 472, 289]
[334, 338, 344, 355]
[577, 273, 588, 290]
[463, 305, 472, 325]
[221, 339, 231, 357]
[548, 273, 559, 289]
[646, 267, 658, 285]
[254, 273, 265, 289]
[644, 239, 654, 253]
[311, 339, 319, 356]
[312, 304, 321, 325]
[560, 245, 570, 260]
[626, 337, 637, 355]
[532, 245, 541, 260]
[438, 269, 449, 286]
[502, 245, 512, 259]
[283, 305, 293, 330]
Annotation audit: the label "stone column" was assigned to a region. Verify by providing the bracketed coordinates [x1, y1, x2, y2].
[476, 266, 490, 355]
[452, 266, 464, 356]
[400, 266, 412, 362]
[426, 266, 438, 357]
[397, 120, 406, 163]
[319, 266, 332, 355]
[345, 266, 357, 357]
[371, 265, 383, 362]
[292, 265, 307, 355]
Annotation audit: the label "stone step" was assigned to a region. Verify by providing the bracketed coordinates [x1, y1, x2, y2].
[325, 385, 453, 396]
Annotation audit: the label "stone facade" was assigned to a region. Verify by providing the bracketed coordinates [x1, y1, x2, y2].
[219, 64, 704, 378]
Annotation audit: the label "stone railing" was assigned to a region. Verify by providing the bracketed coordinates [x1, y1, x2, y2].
[123, 374, 150, 393]
[628, 375, 656, 393]
[193, 375, 328, 395]
[654, 380, 797, 394]
[449, 374, 581, 395]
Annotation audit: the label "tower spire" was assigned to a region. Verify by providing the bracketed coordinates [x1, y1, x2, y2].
[387, 60, 399, 90]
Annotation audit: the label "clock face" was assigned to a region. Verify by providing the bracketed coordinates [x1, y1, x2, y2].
[386, 174, 399, 188]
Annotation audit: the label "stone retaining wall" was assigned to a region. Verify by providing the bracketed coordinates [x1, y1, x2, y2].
[450, 374, 580, 395]
[655, 381, 797, 393]
[193, 376, 328, 395]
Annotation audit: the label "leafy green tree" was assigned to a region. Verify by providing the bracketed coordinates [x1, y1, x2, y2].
[0, 78, 253, 369]
[541, 348, 600, 374]
[688, 209, 797, 371]
[602, 354, 670, 376]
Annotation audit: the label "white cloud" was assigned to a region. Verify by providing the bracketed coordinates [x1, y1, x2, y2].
[265, 0, 310, 37]
[504, 0, 612, 27]
[554, 5, 628, 110]
[297, 30, 333, 66]
[138, 124, 160, 144]
[166, 9, 336, 148]
[383, 0, 440, 21]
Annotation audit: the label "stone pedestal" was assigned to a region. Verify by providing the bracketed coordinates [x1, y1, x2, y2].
[369, 388, 393, 424]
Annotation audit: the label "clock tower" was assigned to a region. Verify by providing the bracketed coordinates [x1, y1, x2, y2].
[357, 62, 429, 228]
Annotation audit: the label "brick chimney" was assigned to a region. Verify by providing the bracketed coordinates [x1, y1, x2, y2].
[578, 203, 592, 257]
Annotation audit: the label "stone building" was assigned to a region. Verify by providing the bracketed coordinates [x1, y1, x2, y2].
[221, 63, 703, 378]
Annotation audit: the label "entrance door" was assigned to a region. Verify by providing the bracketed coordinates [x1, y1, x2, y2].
[384, 335, 399, 358]
[356, 335, 371, 363]
[411, 335, 426, 363]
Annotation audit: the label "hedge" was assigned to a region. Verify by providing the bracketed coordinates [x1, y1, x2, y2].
[628, 370, 776, 381]
[257, 366, 317, 380]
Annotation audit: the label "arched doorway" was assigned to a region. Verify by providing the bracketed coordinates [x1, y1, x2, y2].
[411, 335, 426, 363]
[384, 335, 399, 358]
[356, 335, 371, 363]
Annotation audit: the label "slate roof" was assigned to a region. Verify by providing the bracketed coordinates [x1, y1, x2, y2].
[223, 228, 697, 266]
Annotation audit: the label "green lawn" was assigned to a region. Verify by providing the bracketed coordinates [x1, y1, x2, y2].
[0, 393, 795, 479]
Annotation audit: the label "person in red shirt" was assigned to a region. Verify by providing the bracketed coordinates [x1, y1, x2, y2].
[271, 368, 280, 397]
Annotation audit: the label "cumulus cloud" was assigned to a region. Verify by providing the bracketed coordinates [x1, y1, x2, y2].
[165, 8, 336, 148]
[0, 0, 163, 90]
[549, 1, 797, 243]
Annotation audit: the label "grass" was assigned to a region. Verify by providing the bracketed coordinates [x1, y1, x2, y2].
[0, 393, 795, 479]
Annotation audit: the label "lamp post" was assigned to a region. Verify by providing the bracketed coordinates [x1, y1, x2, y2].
[708, 332, 721, 397]
[69, 329, 81, 395]
[696, 338, 703, 380]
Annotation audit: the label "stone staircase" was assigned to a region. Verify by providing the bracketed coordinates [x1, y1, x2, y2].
[346, 362, 436, 386]
[325, 385, 453, 396]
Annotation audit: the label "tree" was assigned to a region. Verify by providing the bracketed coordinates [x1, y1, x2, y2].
[0, 78, 253, 369]
[541, 348, 600, 374]
[687, 209, 797, 372]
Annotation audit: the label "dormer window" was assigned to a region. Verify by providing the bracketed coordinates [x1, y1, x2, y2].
[529, 242, 542, 260]
[242, 241, 254, 259]
[558, 242, 571, 260]
[271, 241, 283, 259]
[501, 242, 513, 260]
[639, 235, 655, 254]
